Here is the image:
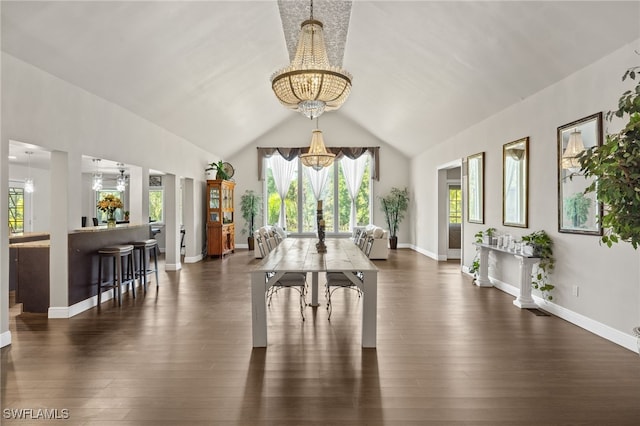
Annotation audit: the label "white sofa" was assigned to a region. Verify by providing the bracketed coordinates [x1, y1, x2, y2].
[352, 225, 389, 260]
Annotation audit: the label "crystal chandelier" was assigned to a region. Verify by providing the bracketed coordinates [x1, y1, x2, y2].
[116, 164, 127, 192]
[300, 121, 335, 170]
[562, 129, 586, 172]
[92, 158, 103, 191]
[271, 0, 352, 119]
[24, 151, 34, 193]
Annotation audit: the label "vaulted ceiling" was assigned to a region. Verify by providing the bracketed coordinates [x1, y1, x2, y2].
[2, 1, 639, 161]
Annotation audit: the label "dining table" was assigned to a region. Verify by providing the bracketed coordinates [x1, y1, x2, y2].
[250, 237, 379, 348]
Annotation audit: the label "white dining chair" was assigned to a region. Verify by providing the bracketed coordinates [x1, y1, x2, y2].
[325, 271, 363, 320]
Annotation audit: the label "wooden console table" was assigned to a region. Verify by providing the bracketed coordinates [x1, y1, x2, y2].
[473, 243, 541, 309]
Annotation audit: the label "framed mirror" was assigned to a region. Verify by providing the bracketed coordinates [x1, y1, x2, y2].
[503, 137, 529, 228]
[557, 112, 603, 235]
[466, 152, 484, 224]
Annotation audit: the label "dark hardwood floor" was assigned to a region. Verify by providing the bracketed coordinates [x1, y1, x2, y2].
[2, 248, 640, 425]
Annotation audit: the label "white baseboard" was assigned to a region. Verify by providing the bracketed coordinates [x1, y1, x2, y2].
[48, 282, 144, 319]
[409, 244, 441, 260]
[165, 262, 182, 271]
[0, 330, 12, 348]
[236, 243, 248, 249]
[411, 247, 639, 354]
[48, 307, 70, 318]
[486, 276, 638, 353]
[183, 254, 203, 264]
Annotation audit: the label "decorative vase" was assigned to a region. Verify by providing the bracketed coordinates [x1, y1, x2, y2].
[107, 211, 116, 228]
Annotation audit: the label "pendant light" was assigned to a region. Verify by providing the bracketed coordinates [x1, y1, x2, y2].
[116, 163, 127, 192]
[300, 117, 335, 170]
[92, 158, 103, 191]
[24, 151, 34, 193]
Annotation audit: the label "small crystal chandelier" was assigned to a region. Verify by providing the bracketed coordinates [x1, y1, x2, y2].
[300, 119, 335, 170]
[271, 0, 352, 119]
[562, 129, 586, 172]
[24, 151, 34, 193]
[92, 158, 103, 191]
[116, 164, 127, 192]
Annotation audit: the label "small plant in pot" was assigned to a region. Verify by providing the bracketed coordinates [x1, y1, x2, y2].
[240, 190, 262, 250]
[379, 187, 409, 249]
[205, 160, 229, 181]
[521, 230, 555, 301]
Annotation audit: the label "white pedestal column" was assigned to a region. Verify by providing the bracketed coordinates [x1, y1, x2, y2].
[475, 246, 493, 287]
[513, 255, 539, 309]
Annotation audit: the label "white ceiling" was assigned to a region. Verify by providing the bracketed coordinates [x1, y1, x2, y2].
[2, 1, 640, 161]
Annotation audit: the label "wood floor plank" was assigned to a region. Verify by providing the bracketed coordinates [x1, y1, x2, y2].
[2, 248, 640, 425]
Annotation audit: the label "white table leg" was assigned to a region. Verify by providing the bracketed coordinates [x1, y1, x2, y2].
[251, 272, 267, 347]
[513, 256, 538, 309]
[310, 272, 319, 306]
[361, 270, 377, 348]
[476, 246, 492, 287]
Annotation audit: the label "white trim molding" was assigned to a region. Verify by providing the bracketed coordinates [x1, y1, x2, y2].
[0, 330, 12, 348]
[183, 254, 203, 264]
[484, 274, 638, 354]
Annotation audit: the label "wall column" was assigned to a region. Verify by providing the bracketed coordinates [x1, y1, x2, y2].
[182, 178, 200, 263]
[48, 150, 70, 318]
[164, 174, 181, 271]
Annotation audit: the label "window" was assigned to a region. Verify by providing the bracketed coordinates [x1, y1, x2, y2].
[8, 186, 24, 233]
[449, 186, 462, 224]
[149, 189, 164, 223]
[265, 155, 371, 233]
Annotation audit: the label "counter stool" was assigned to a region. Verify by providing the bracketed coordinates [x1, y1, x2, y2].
[131, 239, 159, 294]
[97, 244, 135, 306]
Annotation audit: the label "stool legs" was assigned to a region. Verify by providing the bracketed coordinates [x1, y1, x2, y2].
[152, 245, 159, 288]
[97, 247, 135, 307]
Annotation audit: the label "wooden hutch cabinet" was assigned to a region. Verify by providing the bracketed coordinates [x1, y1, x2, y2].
[206, 179, 235, 257]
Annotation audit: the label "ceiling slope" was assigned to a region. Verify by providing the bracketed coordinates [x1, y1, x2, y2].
[2, 1, 640, 159]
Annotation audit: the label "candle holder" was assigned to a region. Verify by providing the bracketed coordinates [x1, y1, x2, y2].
[316, 206, 327, 253]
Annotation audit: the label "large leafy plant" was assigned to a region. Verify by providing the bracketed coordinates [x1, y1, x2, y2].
[379, 187, 409, 238]
[240, 190, 262, 236]
[578, 65, 640, 248]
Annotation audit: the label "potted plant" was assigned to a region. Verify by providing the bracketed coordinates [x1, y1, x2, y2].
[578, 65, 640, 248]
[379, 187, 409, 249]
[521, 230, 555, 301]
[123, 210, 130, 221]
[205, 160, 229, 181]
[469, 227, 497, 279]
[240, 190, 262, 250]
[578, 65, 640, 337]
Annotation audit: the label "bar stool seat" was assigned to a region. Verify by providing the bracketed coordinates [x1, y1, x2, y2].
[97, 244, 135, 306]
[131, 239, 159, 294]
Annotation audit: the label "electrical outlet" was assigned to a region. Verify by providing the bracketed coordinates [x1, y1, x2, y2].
[572, 285, 579, 297]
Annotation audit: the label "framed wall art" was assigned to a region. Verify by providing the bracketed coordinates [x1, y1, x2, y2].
[557, 112, 603, 235]
[466, 152, 484, 224]
[503, 137, 529, 228]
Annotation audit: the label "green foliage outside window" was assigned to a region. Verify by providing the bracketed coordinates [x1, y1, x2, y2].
[8, 187, 24, 233]
[149, 189, 164, 222]
[265, 157, 371, 233]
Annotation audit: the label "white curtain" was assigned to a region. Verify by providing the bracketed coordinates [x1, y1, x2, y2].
[504, 156, 521, 224]
[268, 154, 297, 228]
[340, 155, 369, 230]
[304, 166, 330, 201]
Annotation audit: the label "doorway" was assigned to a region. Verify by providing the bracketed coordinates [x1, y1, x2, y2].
[437, 160, 463, 264]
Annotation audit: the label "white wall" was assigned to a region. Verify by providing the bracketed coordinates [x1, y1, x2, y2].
[1, 53, 219, 341]
[227, 113, 411, 246]
[411, 39, 640, 344]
